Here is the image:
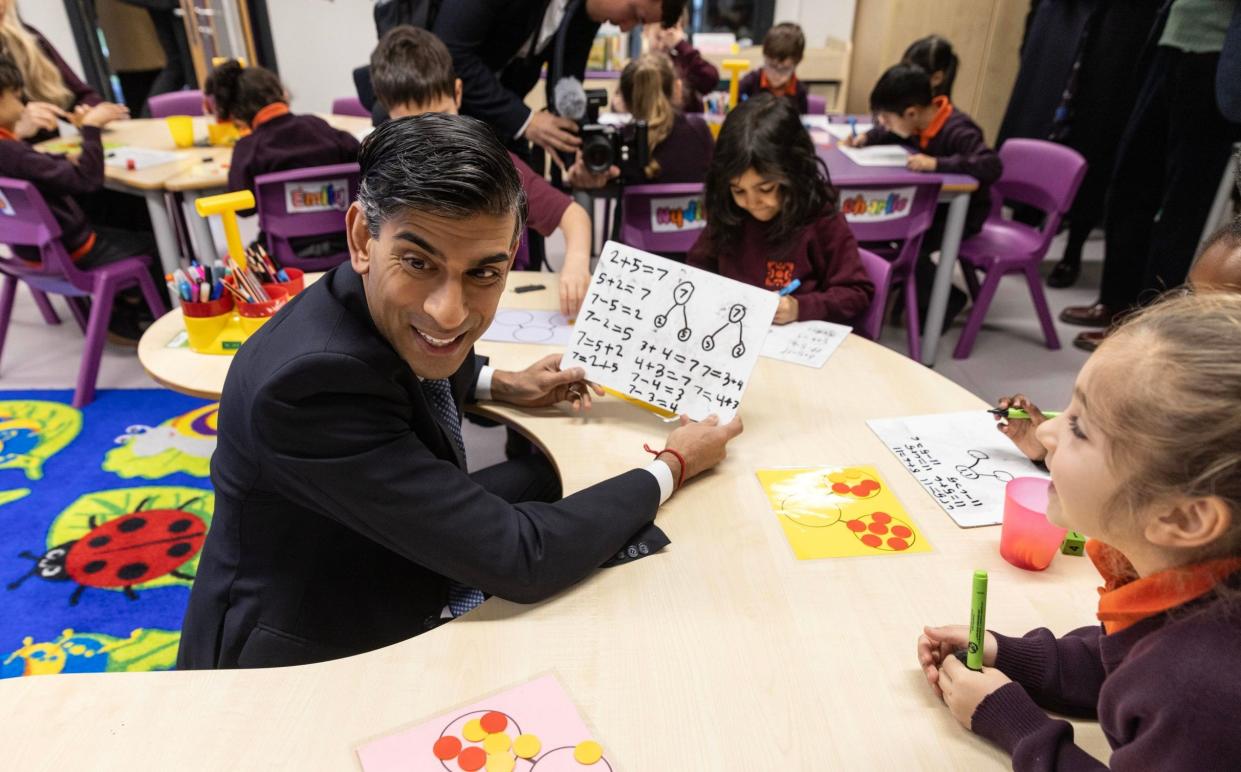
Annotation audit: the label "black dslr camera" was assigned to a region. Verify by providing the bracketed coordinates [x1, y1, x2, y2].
[578, 88, 649, 184]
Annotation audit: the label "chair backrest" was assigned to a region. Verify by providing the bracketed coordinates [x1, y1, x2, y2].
[806, 94, 827, 116]
[838, 179, 942, 274]
[0, 178, 91, 294]
[148, 89, 206, 118]
[856, 247, 892, 340]
[619, 183, 706, 255]
[991, 138, 1088, 252]
[331, 96, 370, 118]
[253, 163, 361, 271]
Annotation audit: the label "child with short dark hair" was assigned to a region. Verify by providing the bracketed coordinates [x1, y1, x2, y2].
[370, 25, 593, 317]
[738, 22, 809, 114]
[902, 34, 958, 100]
[921, 291, 1241, 769]
[0, 54, 159, 340]
[688, 94, 872, 325]
[617, 52, 713, 183]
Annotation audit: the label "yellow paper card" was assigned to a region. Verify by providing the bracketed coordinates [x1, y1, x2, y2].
[756, 465, 932, 560]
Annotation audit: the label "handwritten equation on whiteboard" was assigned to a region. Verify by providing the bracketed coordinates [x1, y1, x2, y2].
[565, 241, 778, 421]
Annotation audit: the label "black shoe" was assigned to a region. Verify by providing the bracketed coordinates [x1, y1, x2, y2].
[1047, 258, 1081, 288]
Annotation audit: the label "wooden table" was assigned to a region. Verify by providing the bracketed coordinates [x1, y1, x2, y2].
[37, 115, 371, 278]
[17, 274, 1111, 769]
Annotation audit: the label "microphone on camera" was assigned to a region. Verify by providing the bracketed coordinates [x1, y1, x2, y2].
[553, 76, 587, 122]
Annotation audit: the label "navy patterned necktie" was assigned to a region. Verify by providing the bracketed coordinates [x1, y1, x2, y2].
[419, 378, 485, 617]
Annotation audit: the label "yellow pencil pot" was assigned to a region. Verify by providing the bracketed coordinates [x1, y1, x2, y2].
[181, 295, 236, 353]
[166, 115, 195, 148]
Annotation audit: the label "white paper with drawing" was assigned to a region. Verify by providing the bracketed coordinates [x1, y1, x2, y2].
[760, 321, 850, 368]
[867, 411, 1049, 527]
[480, 309, 573, 345]
[565, 241, 778, 421]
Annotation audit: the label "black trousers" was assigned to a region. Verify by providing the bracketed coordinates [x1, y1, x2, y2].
[1099, 47, 1241, 308]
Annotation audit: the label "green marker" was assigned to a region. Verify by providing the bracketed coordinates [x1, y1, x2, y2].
[967, 570, 988, 671]
[989, 407, 1062, 420]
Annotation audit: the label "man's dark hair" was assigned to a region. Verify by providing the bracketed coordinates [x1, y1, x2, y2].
[0, 54, 24, 96]
[204, 60, 286, 124]
[661, 0, 689, 27]
[370, 25, 456, 110]
[357, 113, 526, 244]
[869, 63, 933, 114]
[763, 22, 805, 62]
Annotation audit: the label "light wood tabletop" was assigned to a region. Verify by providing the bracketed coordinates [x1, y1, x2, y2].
[11, 272, 1110, 770]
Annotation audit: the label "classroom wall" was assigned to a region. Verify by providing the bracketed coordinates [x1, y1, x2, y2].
[264, 0, 377, 114]
[16, 0, 83, 77]
[775, 0, 857, 45]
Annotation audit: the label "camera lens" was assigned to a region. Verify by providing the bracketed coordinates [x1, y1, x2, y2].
[582, 134, 614, 174]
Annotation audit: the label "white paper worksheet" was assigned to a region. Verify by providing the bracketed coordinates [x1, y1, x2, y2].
[838, 145, 910, 167]
[565, 241, 779, 421]
[760, 321, 851, 368]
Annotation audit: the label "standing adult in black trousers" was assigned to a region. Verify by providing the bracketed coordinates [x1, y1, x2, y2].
[1061, 0, 1241, 350]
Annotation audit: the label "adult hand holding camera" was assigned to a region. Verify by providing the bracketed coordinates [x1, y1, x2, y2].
[525, 110, 581, 156]
[565, 152, 619, 189]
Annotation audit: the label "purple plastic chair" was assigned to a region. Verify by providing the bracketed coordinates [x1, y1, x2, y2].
[253, 163, 361, 272]
[513, 230, 531, 271]
[0, 178, 167, 407]
[806, 93, 827, 116]
[147, 89, 205, 118]
[331, 96, 370, 118]
[840, 179, 942, 360]
[856, 248, 893, 340]
[952, 139, 1088, 359]
[619, 183, 706, 255]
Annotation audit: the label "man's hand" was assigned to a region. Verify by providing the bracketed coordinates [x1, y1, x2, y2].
[491, 354, 604, 412]
[774, 295, 798, 325]
[565, 155, 620, 189]
[79, 102, 130, 129]
[937, 653, 1012, 731]
[15, 102, 69, 139]
[907, 153, 937, 172]
[525, 110, 581, 155]
[658, 414, 744, 484]
[994, 394, 1049, 462]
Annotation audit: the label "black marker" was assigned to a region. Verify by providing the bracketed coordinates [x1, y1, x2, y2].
[513, 284, 545, 293]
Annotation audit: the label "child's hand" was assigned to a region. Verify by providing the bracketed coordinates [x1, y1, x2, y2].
[14, 102, 69, 139]
[917, 624, 997, 697]
[937, 653, 1012, 731]
[773, 295, 798, 324]
[559, 260, 590, 318]
[80, 102, 130, 128]
[994, 394, 1049, 462]
[838, 133, 866, 148]
[906, 153, 937, 172]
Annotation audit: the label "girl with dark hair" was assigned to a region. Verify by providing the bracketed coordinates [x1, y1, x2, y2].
[205, 61, 360, 221]
[902, 34, 958, 99]
[687, 94, 873, 325]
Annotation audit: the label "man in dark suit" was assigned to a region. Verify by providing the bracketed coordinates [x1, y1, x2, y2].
[434, 0, 686, 161]
[177, 113, 741, 669]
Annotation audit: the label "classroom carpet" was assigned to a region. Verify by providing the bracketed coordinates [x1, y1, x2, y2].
[0, 389, 216, 678]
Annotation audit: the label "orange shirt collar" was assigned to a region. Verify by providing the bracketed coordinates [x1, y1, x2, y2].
[1088, 539, 1241, 634]
[760, 69, 798, 98]
[918, 95, 953, 150]
[251, 102, 290, 130]
[0, 127, 18, 141]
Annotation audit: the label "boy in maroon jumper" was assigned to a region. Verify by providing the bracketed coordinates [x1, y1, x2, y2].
[688, 94, 872, 325]
[737, 23, 810, 115]
[0, 56, 160, 341]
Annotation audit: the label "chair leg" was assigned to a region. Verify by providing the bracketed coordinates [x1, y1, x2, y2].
[953, 267, 1006, 359]
[29, 287, 61, 325]
[0, 275, 16, 371]
[134, 270, 168, 318]
[902, 275, 922, 362]
[74, 284, 115, 408]
[67, 297, 89, 333]
[961, 262, 982, 300]
[1024, 263, 1061, 350]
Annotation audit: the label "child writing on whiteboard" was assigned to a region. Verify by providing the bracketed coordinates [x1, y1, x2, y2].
[918, 289, 1241, 769]
[687, 94, 873, 325]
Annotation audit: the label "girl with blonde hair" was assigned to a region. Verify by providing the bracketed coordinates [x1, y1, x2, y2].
[617, 52, 712, 183]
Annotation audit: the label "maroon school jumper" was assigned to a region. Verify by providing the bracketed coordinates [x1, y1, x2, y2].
[0, 124, 102, 258]
[687, 206, 873, 324]
[971, 571, 1241, 770]
[670, 40, 718, 113]
[509, 152, 571, 238]
[649, 113, 713, 184]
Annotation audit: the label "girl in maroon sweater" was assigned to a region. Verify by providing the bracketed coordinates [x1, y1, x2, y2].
[917, 290, 1241, 770]
[688, 94, 872, 325]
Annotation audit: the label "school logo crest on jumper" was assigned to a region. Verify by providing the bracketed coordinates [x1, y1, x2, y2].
[103, 403, 219, 479]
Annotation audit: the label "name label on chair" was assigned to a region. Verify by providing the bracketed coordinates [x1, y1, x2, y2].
[284, 179, 350, 213]
[839, 186, 915, 223]
[650, 195, 706, 233]
[0, 191, 15, 216]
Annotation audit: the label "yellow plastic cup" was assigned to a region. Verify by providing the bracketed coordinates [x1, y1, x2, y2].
[207, 121, 241, 147]
[166, 116, 194, 148]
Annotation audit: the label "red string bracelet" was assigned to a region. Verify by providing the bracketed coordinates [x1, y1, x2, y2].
[644, 443, 686, 491]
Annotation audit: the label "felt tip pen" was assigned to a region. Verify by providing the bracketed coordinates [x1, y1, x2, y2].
[967, 570, 988, 671]
[778, 278, 801, 296]
[989, 407, 1062, 420]
[847, 116, 858, 138]
[513, 283, 545, 293]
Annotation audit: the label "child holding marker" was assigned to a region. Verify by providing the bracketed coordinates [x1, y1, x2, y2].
[919, 291, 1241, 769]
[687, 94, 872, 325]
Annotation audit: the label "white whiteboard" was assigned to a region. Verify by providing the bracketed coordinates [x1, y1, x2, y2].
[565, 241, 778, 421]
[867, 411, 1050, 528]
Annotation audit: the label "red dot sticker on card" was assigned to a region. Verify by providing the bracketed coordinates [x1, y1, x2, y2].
[887, 537, 909, 550]
[480, 712, 508, 734]
[846, 519, 866, 532]
[458, 746, 486, 771]
[832, 482, 850, 494]
[892, 525, 912, 538]
[861, 534, 882, 548]
[871, 511, 891, 524]
[434, 736, 463, 760]
[868, 522, 888, 535]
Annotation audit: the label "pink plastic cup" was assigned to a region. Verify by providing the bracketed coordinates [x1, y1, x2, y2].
[1000, 477, 1068, 571]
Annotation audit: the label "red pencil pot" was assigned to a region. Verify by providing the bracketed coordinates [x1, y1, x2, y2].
[276, 267, 304, 295]
[237, 285, 290, 335]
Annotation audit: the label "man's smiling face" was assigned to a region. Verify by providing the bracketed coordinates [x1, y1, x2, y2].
[346, 202, 517, 380]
